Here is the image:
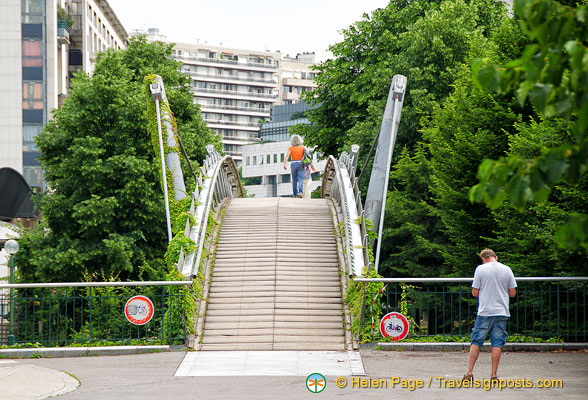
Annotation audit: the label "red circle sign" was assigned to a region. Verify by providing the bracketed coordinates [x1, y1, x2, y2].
[380, 312, 409, 341]
[124, 295, 154, 325]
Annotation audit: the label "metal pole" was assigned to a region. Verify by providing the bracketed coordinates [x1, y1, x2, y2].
[154, 96, 173, 243]
[8, 255, 15, 345]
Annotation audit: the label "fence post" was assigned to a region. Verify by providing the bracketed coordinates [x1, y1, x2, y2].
[89, 287, 93, 343]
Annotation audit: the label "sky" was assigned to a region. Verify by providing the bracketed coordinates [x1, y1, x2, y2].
[107, 0, 391, 62]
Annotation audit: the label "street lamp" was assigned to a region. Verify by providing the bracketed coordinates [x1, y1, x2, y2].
[5, 239, 19, 346]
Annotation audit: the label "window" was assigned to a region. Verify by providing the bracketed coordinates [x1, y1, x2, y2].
[23, 124, 41, 151]
[22, 82, 43, 109]
[22, 0, 43, 23]
[273, 154, 277, 163]
[252, 156, 257, 165]
[246, 157, 250, 166]
[267, 154, 271, 164]
[23, 165, 43, 187]
[22, 40, 42, 66]
[281, 153, 285, 162]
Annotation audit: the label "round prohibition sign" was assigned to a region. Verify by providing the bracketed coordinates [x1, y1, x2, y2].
[124, 295, 154, 325]
[380, 312, 409, 341]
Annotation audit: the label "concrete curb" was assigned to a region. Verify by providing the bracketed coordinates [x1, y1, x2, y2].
[376, 342, 588, 351]
[0, 345, 171, 358]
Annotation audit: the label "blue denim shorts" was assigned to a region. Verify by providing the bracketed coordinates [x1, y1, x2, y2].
[470, 315, 509, 348]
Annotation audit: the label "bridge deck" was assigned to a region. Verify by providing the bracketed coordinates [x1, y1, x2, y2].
[201, 197, 346, 351]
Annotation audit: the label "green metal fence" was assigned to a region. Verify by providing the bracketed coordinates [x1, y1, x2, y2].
[0, 281, 193, 347]
[357, 278, 588, 342]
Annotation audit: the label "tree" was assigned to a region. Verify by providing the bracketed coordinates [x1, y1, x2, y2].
[296, 0, 508, 165]
[488, 117, 587, 276]
[471, 0, 588, 251]
[15, 37, 221, 282]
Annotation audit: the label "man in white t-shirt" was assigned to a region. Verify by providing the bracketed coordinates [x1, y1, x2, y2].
[463, 249, 517, 382]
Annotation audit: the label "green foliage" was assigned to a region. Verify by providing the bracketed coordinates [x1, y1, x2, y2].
[300, 0, 507, 166]
[57, 5, 74, 29]
[471, 0, 588, 251]
[302, 0, 519, 278]
[14, 37, 220, 282]
[345, 268, 385, 343]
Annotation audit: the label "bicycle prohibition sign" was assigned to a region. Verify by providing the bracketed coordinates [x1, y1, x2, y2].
[380, 312, 409, 341]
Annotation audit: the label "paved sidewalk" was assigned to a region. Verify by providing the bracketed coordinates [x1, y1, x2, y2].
[0, 359, 79, 400]
[1, 348, 586, 399]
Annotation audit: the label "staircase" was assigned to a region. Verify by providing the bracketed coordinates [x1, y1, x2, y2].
[201, 197, 346, 351]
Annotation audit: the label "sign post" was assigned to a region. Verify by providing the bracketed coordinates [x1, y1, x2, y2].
[124, 295, 154, 326]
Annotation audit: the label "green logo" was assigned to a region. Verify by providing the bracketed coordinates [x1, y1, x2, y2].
[306, 373, 326, 393]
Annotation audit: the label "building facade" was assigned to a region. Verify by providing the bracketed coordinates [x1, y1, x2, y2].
[0, 0, 126, 188]
[258, 101, 314, 143]
[241, 141, 324, 198]
[170, 41, 281, 162]
[280, 52, 317, 104]
[139, 29, 318, 163]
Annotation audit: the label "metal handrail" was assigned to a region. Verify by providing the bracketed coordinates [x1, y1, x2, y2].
[321, 145, 367, 276]
[0, 281, 193, 289]
[179, 145, 243, 278]
[353, 277, 588, 283]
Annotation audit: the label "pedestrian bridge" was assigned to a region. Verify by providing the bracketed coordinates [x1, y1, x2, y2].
[177, 146, 368, 351]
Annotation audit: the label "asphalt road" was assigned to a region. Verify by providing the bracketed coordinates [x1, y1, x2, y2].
[19, 349, 588, 400]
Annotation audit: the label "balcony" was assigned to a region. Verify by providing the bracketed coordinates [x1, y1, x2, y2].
[174, 55, 278, 71]
[57, 18, 70, 45]
[192, 87, 278, 101]
[282, 77, 316, 88]
[188, 72, 277, 87]
[282, 91, 301, 101]
[199, 104, 270, 118]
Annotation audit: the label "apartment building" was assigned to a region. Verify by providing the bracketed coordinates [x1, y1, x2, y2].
[170, 41, 281, 162]
[139, 29, 318, 163]
[281, 52, 317, 104]
[0, 0, 126, 188]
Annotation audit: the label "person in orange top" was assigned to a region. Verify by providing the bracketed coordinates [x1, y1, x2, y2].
[283, 135, 305, 197]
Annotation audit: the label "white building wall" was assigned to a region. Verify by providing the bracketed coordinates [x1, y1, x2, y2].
[0, 0, 23, 172]
[46, 1, 58, 113]
[79, 0, 126, 73]
[242, 141, 325, 197]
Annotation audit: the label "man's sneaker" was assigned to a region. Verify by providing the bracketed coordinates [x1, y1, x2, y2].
[461, 373, 473, 383]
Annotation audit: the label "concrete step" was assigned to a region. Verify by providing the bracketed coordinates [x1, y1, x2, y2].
[201, 196, 345, 351]
[200, 343, 274, 351]
[204, 314, 342, 323]
[202, 335, 274, 344]
[205, 321, 343, 330]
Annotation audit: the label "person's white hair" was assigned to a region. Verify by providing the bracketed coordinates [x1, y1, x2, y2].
[290, 135, 303, 146]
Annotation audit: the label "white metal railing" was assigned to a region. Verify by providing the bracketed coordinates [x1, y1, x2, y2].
[321, 145, 368, 277]
[0, 281, 193, 289]
[353, 277, 588, 283]
[179, 145, 243, 278]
